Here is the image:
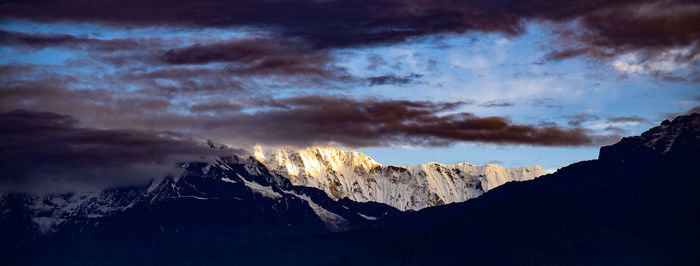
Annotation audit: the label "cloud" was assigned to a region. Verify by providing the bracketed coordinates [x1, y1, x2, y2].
[607, 116, 650, 124]
[0, 110, 237, 194]
[367, 54, 390, 70]
[3, 1, 698, 81]
[589, 121, 640, 130]
[2, 0, 697, 54]
[580, 116, 652, 133]
[0, 97, 619, 193]
[563, 113, 600, 127]
[543, 1, 700, 79]
[479, 100, 515, 108]
[554, 1, 700, 54]
[162, 38, 351, 79]
[531, 98, 562, 108]
[0, 0, 472, 48]
[188, 95, 619, 148]
[0, 33, 386, 97]
[367, 73, 423, 86]
[610, 49, 700, 81]
[0, 91, 620, 150]
[603, 126, 628, 134]
[664, 105, 700, 119]
[0, 30, 144, 51]
[613, 60, 645, 74]
[188, 101, 244, 114]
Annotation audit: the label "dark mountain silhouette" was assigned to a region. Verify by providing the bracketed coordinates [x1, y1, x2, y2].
[325, 113, 700, 265]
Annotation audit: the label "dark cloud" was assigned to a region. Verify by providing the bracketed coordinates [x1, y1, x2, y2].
[0, 34, 364, 96]
[367, 73, 423, 86]
[2, 0, 697, 55]
[0, 63, 340, 106]
[543, 1, 700, 79]
[479, 100, 515, 108]
[0, 0, 463, 48]
[0, 30, 145, 51]
[3, 1, 697, 82]
[547, 1, 700, 58]
[0, 98, 619, 193]
[188, 101, 244, 113]
[1, 32, 357, 93]
[194, 95, 618, 147]
[563, 113, 600, 126]
[0, 73, 179, 125]
[162, 38, 351, 79]
[121, 66, 250, 96]
[0, 74, 618, 149]
[607, 116, 651, 124]
[0, 110, 235, 193]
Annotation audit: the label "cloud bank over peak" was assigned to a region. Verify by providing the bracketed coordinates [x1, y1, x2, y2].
[0, 110, 238, 193]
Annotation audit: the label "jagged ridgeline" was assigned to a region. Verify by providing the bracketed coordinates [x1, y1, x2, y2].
[0, 146, 545, 241]
[259, 146, 547, 210]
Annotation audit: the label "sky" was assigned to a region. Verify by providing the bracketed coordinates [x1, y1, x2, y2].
[1, 0, 699, 192]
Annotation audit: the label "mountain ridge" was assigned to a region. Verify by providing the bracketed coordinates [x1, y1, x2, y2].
[0, 153, 400, 254]
[259, 146, 547, 210]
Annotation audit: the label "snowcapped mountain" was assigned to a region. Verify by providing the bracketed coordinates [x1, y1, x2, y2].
[258, 146, 547, 211]
[2, 145, 547, 240]
[7, 186, 145, 234]
[0, 154, 399, 249]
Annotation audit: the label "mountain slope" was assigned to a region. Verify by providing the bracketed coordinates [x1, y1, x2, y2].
[260, 146, 547, 210]
[128, 113, 696, 266]
[0, 154, 399, 265]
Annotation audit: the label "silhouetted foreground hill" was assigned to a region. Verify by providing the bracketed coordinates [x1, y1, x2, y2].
[324, 113, 700, 265]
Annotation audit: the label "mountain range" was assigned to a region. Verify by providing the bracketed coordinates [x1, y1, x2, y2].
[1, 113, 698, 265]
[260, 146, 546, 210]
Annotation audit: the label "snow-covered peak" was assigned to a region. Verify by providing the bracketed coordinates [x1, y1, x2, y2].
[253, 144, 266, 163]
[264, 146, 381, 181]
[19, 188, 144, 234]
[261, 146, 547, 211]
